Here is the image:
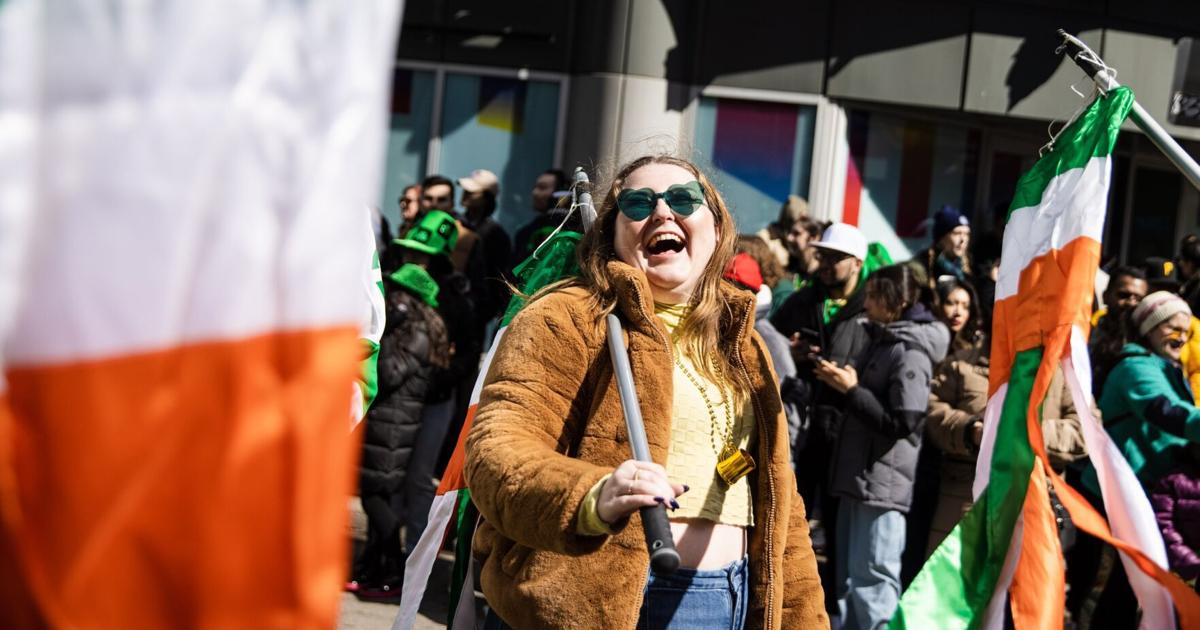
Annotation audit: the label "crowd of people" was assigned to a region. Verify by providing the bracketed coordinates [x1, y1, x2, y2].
[347, 155, 1200, 629]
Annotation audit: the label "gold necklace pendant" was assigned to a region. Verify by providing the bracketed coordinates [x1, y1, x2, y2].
[716, 447, 756, 485]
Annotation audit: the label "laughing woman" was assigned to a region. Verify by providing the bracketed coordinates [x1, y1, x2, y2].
[465, 155, 828, 629]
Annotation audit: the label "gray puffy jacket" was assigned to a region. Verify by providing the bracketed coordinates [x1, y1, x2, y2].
[829, 304, 950, 512]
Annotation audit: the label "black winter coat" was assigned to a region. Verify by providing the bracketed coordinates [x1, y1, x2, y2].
[770, 282, 872, 437]
[427, 271, 482, 404]
[360, 286, 449, 496]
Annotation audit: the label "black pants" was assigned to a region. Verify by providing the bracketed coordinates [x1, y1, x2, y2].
[357, 492, 405, 583]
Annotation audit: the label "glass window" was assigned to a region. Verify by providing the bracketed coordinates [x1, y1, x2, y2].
[692, 97, 816, 234]
[842, 110, 979, 261]
[379, 69, 435, 226]
[437, 73, 561, 236]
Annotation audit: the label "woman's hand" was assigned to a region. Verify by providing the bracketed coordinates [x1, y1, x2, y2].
[814, 360, 857, 394]
[596, 460, 687, 526]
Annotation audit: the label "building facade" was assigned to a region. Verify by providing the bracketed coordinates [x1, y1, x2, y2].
[381, 0, 1200, 264]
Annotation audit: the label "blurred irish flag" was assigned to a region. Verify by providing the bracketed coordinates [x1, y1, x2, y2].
[0, 1, 401, 628]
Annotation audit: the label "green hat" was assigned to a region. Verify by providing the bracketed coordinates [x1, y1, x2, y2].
[395, 210, 458, 258]
[388, 263, 440, 308]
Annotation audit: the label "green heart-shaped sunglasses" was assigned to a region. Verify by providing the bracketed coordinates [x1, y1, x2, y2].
[616, 180, 707, 221]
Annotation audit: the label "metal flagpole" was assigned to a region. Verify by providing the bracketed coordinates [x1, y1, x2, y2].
[573, 167, 681, 574]
[1058, 29, 1200, 192]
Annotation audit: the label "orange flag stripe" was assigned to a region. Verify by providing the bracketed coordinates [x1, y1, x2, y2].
[0, 326, 360, 629]
[990, 237, 1101, 397]
[1011, 460, 1066, 629]
[1053, 470, 1200, 629]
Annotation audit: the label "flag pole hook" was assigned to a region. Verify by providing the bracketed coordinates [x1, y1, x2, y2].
[573, 167, 681, 574]
[1058, 28, 1200, 192]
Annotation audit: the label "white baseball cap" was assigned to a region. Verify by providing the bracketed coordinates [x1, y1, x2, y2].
[811, 222, 867, 260]
[458, 169, 500, 195]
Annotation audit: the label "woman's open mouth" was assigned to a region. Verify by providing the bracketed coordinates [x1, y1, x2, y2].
[646, 232, 687, 258]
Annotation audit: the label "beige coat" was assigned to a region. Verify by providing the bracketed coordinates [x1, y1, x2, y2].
[923, 349, 1087, 553]
[465, 262, 828, 629]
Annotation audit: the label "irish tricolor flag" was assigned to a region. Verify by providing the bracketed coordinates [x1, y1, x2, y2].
[395, 229, 583, 630]
[894, 86, 1200, 628]
[0, 2, 401, 627]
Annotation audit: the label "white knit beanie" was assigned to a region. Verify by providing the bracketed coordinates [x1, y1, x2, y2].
[1132, 291, 1192, 337]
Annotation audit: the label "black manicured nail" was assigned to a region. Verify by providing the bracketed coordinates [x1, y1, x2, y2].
[654, 496, 665, 503]
[670, 500, 681, 510]
[681, 484, 690, 494]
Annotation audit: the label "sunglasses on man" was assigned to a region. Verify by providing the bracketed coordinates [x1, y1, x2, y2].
[423, 194, 451, 205]
[616, 181, 706, 221]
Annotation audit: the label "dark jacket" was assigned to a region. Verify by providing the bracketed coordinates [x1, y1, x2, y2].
[427, 271, 481, 405]
[1150, 462, 1200, 580]
[465, 262, 828, 629]
[770, 281, 871, 437]
[464, 215, 513, 323]
[830, 305, 950, 512]
[360, 286, 449, 496]
[754, 288, 800, 452]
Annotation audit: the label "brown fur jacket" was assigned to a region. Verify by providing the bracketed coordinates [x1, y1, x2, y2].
[464, 261, 828, 629]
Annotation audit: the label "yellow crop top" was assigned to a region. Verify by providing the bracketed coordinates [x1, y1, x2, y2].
[576, 303, 755, 535]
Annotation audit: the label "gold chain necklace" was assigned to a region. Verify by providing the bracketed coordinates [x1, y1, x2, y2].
[671, 342, 756, 485]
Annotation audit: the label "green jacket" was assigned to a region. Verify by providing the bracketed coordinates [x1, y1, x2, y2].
[1089, 343, 1200, 492]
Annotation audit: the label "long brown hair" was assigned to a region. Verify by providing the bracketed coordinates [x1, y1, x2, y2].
[555, 155, 743, 395]
[736, 234, 784, 289]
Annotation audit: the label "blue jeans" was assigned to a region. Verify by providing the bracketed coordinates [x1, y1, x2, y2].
[638, 556, 749, 629]
[835, 499, 905, 630]
[482, 556, 750, 629]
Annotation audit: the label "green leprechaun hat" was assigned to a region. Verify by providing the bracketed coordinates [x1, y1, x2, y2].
[394, 209, 458, 258]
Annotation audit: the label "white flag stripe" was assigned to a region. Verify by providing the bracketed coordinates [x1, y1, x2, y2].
[450, 553, 478, 630]
[1063, 328, 1174, 630]
[981, 512, 1024, 630]
[995, 157, 1111, 302]
[972, 383, 1008, 500]
[394, 489, 459, 630]
[469, 326, 507, 405]
[4, 1, 401, 366]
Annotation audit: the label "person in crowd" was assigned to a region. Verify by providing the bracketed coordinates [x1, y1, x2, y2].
[899, 277, 985, 585]
[382, 184, 423, 273]
[512, 168, 570, 264]
[1090, 265, 1149, 396]
[736, 234, 789, 317]
[1149, 442, 1200, 584]
[419, 174, 455, 214]
[724, 249, 800, 464]
[936, 277, 985, 353]
[779, 211, 826, 313]
[907, 205, 971, 289]
[924, 294, 1084, 553]
[351, 238, 451, 601]
[770, 222, 872, 615]
[757, 194, 809, 273]
[1144, 257, 1200, 405]
[970, 229, 1003, 332]
[1080, 291, 1200, 626]
[1090, 291, 1200, 493]
[398, 183, 423, 235]
[812, 264, 949, 629]
[387, 210, 480, 553]
[1179, 234, 1200, 315]
[458, 168, 513, 324]
[465, 155, 827, 629]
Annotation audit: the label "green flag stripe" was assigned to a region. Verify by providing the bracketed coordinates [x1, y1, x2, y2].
[891, 348, 1043, 629]
[1007, 87, 1133, 217]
